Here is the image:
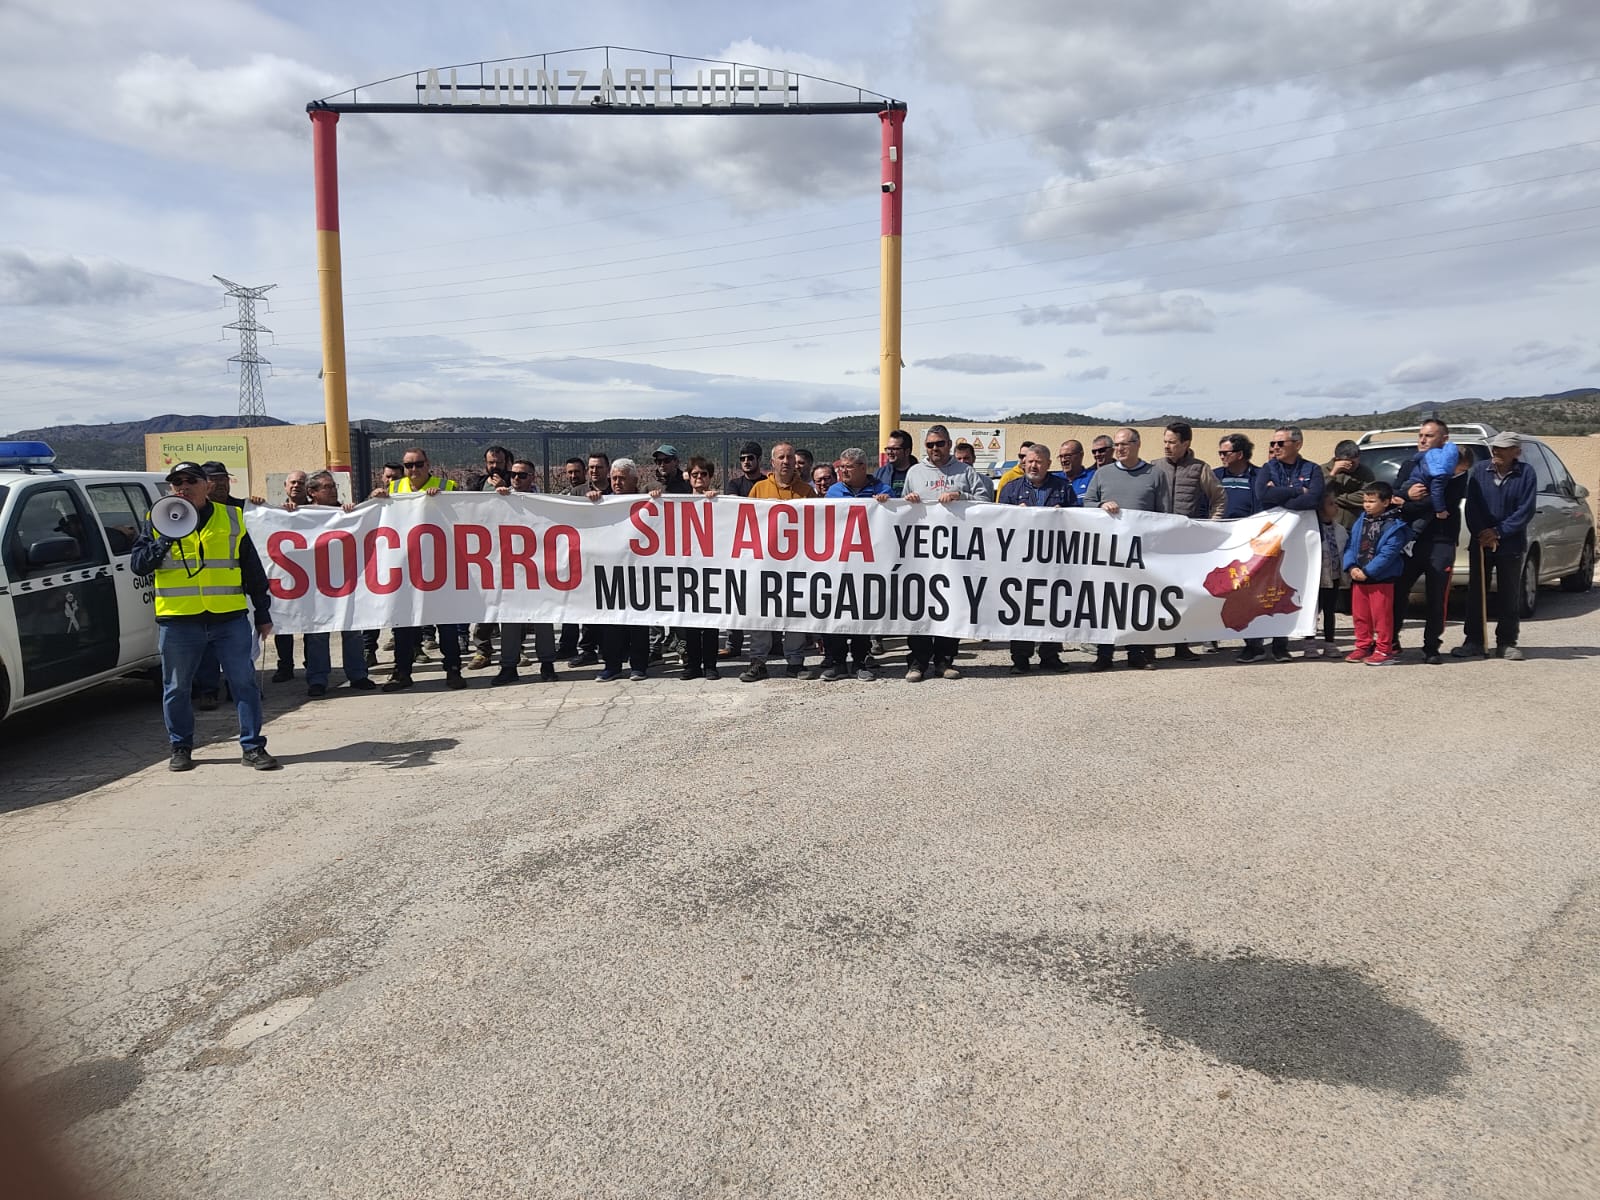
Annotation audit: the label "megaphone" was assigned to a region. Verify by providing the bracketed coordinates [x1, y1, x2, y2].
[151, 495, 199, 539]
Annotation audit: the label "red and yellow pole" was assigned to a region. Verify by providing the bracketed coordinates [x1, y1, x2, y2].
[310, 108, 353, 492]
[878, 108, 905, 463]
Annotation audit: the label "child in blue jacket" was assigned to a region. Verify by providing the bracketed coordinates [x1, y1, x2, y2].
[1403, 439, 1460, 536]
[1342, 481, 1413, 665]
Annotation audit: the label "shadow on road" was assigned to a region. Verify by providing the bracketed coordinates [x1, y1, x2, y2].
[274, 738, 460, 769]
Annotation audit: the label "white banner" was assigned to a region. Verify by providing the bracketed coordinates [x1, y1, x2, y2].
[247, 493, 1320, 644]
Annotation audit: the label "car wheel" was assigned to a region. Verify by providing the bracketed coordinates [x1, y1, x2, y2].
[1560, 534, 1595, 593]
[1519, 547, 1540, 619]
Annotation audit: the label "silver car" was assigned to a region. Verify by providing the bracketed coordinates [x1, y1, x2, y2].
[1355, 423, 1595, 618]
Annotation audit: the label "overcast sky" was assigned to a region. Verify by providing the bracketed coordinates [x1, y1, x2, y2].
[3, 0, 1598, 433]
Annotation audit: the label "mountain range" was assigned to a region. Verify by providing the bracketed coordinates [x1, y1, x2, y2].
[7, 391, 1596, 471]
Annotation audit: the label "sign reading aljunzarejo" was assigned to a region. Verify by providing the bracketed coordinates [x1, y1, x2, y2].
[249, 494, 1318, 644]
[419, 66, 801, 108]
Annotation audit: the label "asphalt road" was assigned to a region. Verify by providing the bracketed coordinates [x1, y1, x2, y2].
[2, 591, 1597, 1199]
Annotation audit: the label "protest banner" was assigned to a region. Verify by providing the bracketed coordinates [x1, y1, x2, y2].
[248, 493, 1319, 644]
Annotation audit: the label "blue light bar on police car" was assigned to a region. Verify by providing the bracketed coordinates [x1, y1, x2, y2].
[0, 441, 57, 467]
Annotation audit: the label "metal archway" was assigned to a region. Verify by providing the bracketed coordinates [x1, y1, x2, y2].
[306, 47, 907, 487]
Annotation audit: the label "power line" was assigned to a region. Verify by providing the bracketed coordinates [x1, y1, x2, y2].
[6, 45, 1595, 388]
[254, 207, 1600, 375]
[292, 159, 1600, 347]
[293, 56, 1598, 298]
[63, 211, 1600, 415]
[6, 44, 1592, 376]
[269, 95, 1600, 321]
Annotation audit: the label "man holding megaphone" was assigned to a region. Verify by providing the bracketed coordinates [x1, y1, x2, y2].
[130, 461, 280, 772]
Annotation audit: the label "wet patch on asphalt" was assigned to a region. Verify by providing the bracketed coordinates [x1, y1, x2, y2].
[1130, 953, 1465, 1095]
[22, 1056, 145, 1132]
[961, 930, 1466, 1093]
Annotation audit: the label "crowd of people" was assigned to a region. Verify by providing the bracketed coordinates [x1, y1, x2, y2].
[135, 418, 1539, 770]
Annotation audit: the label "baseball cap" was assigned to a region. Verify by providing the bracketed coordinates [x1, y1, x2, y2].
[1487, 431, 1522, 448]
[200, 460, 231, 479]
[652, 444, 679, 460]
[165, 461, 205, 483]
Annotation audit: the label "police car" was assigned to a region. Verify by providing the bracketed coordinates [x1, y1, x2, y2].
[0, 441, 168, 722]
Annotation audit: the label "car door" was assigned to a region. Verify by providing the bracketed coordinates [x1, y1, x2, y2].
[2, 482, 120, 696]
[85, 480, 161, 667]
[1522, 444, 1578, 579]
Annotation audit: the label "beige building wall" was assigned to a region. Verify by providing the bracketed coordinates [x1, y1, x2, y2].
[145, 424, 329, 502]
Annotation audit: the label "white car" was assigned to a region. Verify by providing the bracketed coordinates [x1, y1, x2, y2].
[0, 441, 167, 722]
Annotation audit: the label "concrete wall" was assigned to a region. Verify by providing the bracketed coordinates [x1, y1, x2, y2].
[145, 424, 329, 503]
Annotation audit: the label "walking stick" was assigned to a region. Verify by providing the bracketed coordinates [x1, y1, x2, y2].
[1477, 541, 1490, 658]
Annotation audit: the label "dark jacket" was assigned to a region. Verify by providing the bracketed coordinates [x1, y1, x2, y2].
[1153, 450, 1225, 519]
[873, 464, 912, 498]
[130, 501, 272, 627]
[1392, 453, 1466, 545]
[726, 474, 766, 497]
[998, 474, 1079, 508]
[1342, 510, 1412, 583]
[1256, 456, 1325, 511]
[1322, 459, 1375, 529]
[1216, 463, 1262, 519]
[1465, 459, 1537, 556]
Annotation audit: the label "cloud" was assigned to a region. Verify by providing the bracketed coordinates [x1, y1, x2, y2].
[1285, 379, 1381, 400]
[1019, 164, 1237, 244]
[1507, 339, 1581, 367]
[1081, 400, 1141, 419]
[1064, 347, 1091, 358]
[1387, 353, 1465, 387]
[110, 53, 347, 166]
[1098, 294, 1216, 335]
[913, 354, 1046, 374]
[0, 248, 209, 306]
[373, 43, 880, 212]
[1067, 366, 1109, 382]
[1016, 294, 1216, 335]
[1019, 304, 1096, 326]
[1150, 383, 1209, 397]
[923, 0, 1600, 167]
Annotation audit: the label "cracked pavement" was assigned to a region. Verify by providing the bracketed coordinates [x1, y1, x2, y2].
[2, 601, 1599, 1199]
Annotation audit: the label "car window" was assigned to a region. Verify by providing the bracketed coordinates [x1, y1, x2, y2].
[1361, 442, 1485, 491]
[1523, 443, 1560, 495]
[87, 484, 143, 556]
[5, 486, 109, 577]
[1359, 447, 1415, 489]
[1529, 442, 1573, 493]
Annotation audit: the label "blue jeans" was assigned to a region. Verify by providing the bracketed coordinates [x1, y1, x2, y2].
[304, 630, 370, 687]
[193, 643, 221, 696]
[159, 616, 266, 752]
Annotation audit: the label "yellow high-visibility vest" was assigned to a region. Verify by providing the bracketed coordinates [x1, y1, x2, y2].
[388, 474, 457, 494]
[153, 502, 248, 618]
